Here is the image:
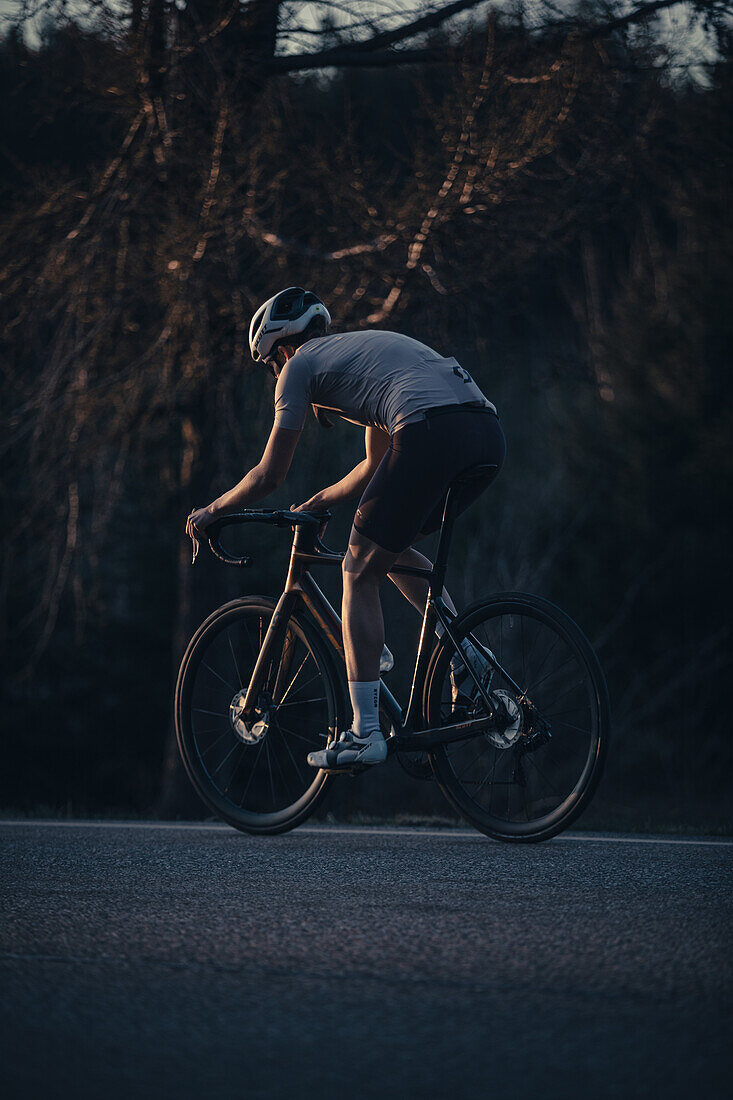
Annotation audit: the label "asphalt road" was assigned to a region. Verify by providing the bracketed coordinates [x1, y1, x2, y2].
[1, 821, 731, 1099]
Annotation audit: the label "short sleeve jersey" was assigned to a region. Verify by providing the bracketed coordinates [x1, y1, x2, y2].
[273, 330, 496, 435]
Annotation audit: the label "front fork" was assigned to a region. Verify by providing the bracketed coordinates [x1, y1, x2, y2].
[241, 590, 300, 719]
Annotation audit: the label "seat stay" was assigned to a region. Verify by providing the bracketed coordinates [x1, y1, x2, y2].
[464, 630, 527, 700]
[430, 601, 497, 716]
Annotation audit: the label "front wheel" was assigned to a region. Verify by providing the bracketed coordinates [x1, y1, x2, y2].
[175, 597, 344, 834]
[425, 593, 609, 842]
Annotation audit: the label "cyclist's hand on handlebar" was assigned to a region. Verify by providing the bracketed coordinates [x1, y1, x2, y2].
[186, 504, 216, 541]
[291, 493, 325, 513]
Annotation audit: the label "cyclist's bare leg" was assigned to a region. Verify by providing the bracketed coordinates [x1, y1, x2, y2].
[342, 528, 399, 682]
[388, 545, 457, 620]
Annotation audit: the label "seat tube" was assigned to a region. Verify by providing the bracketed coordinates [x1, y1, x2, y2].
[404, 489, 457, 726]
[430, 487, 458, 598]
[405, 594, 438, 727]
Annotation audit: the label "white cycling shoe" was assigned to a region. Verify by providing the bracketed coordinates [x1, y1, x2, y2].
[307, 729, 388, 771]
[450, 643, 495, 711]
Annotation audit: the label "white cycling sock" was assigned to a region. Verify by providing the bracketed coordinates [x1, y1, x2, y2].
[348, 680, 382, 739]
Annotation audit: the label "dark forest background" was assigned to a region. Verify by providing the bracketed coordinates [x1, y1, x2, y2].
[1, 0, 731, 828]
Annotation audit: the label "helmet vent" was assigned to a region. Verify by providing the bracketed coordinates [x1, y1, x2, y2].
[272, 287, 307, 320]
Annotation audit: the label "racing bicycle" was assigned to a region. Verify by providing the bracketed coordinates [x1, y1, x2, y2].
[174, 463, 609, 842]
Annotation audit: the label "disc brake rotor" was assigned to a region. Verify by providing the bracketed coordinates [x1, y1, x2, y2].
[486, 689, 523, 750]
[229, 690, 269, 745]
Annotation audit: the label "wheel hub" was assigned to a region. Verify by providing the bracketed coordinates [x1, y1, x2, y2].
[486, 689, 522, 749]
[229, 690, 270, 745]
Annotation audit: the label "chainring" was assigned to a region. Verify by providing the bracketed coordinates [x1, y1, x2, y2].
[396, 751, 434, 781]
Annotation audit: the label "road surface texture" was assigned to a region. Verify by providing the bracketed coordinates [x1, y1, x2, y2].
[1, 821, 731, 1099]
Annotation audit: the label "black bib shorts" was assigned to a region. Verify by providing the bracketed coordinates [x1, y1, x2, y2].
[353, 405, 506, 554]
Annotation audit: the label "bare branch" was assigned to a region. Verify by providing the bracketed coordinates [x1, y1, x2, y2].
[587, 0, 732, 37]
[271, 45, 449, 72]
[273, 0, 731, 73]
[329, 0, 489, 54]
[272, 0, 489, 72]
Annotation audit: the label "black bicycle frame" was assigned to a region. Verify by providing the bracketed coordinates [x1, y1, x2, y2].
[206, 473, 510, 754]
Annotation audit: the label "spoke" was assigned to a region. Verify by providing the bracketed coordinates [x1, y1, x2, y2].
[521, 619, 544, 686]
[505, 761, 512, 820]
[193, 707, 229, 718]
[239, 737, 266, 806]
[268, 734, 293, 800]
[459, 777, 514, 787]
[472, 760, 501, 798]
[276, 710, 327, 728]
[456, 741, 490, 782]
[526, 651, 576, 695]
[525, 753, 563, 800]
[201, 659, 236, 693]
[223, 744, 249, 795]
[242, 616, 257, 662]
[264, 737, 277, 808]
[277, 696, 327, 709]
[541, 677, 586, 710]
[210, 740, 241, 778]
[198, 729, 233, 757]
[523, 634, 558, 697]
[550, 718, 593, 737]
[276, 652, 311, 708]
[544, 705, 591, 719]
[277, 721, 322, 746]
[488, 747, 500, 815]
[279, 670, 322, 707]
[227, 630, 244, 689]
[275, 721, 308, 786]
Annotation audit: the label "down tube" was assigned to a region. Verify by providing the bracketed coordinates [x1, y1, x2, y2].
[299, 571, 404, 731]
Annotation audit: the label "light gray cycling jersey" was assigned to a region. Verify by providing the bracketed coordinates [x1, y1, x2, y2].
[273, 330, 496, 435]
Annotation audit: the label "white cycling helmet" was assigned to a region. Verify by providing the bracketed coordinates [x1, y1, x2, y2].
[249, 286, 331, 363]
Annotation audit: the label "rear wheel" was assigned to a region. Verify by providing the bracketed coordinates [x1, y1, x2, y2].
[175, 598, 344, 834]
[425, 593, 609, 842]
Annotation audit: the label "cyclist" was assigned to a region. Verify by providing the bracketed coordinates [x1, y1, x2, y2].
[186, 287, 506, 772]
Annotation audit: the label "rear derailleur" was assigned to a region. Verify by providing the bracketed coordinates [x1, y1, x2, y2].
[511, 702, 552, 787]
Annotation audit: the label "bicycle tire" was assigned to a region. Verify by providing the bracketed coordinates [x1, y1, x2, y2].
[175, 597, 345, 834]
[424, 592, 609, 843]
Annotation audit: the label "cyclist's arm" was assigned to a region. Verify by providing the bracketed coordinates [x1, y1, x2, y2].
[293, 426, 389, 512]
[189, 425, 301, 535]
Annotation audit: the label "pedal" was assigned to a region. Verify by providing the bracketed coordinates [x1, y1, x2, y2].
[320, 763, 369, 777]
